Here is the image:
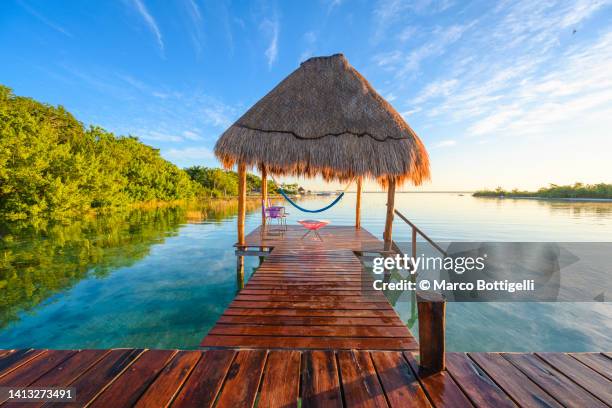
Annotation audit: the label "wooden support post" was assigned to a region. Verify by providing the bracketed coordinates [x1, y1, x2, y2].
[237, 162, 247, 246]
[261, 164, 268, 227]
[417, 291, 446, 373]
[236, 255, 245, 291]
[383, 178, 396, 250]
[355, 177, 362, 229]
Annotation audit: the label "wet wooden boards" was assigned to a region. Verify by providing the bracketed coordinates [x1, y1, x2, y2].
[202, 225, 417, 350]
[1, 349, 610, 407]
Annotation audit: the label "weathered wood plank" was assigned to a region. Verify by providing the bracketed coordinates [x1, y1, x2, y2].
[228, 301, 390, 310]
[46, 348, 143, 407]
[201, 335, 417, 350]
[569, 352, 612, 381]
[370, 351, 431, 407]
[258, 350, 301, 408]
[134, 350, 201, 408]
[208, 324, 411, 338]
[301, 351, 343, 408]
[4, 350, 111, 408]
[468, 352, 562, 408]
[445, 353, 516, 407]
[223, 308, 400, 318]
[216, 315, 404, 326]
[503, 353, 607, 407]
[0, 349, 46, 379]
[215, 350, 267, 408]
[89, 349, 176, 407]
[537, 352, 612, 405]
[0, 350, 75, 389]
[171, 350, 235, 408]
[337, 350, 388, 407]
[403, 352, 473, 408]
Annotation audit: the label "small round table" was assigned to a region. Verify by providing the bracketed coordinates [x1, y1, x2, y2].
[297, 220, 330, 241]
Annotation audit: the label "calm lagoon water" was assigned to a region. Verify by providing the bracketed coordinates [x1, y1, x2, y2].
[0, 193, 610, 351]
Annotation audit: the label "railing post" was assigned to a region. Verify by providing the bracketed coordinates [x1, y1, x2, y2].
[355, 177, 362, 230]
[383, 178, 396, 251]
[417, 291, 446, 373]
[261, 164, 267, 227]
[237, 162, 246, 246]
[236, 255, 245, 291]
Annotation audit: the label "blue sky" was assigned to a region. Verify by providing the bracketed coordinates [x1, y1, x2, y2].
[1, 0, 611, 190]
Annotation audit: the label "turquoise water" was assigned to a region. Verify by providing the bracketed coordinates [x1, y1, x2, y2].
[0, 193, 610, 351]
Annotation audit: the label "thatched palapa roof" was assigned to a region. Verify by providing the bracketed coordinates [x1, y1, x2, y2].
[214, 53, 430, 186]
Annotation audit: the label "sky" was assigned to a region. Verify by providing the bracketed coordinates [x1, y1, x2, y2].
[1, 0, 611, 191]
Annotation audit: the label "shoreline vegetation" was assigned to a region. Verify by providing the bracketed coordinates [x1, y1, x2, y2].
[0, 86, 303, 227]
[473, 183, 612, 201]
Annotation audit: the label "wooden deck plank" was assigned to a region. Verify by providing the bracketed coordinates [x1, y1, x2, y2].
[214, 350, 267, 408]
[0, 349, 46, 379]
[89, 349, 176, 407]
[337, 350, 388, 407]
[502, 353, 607, 408]
[301, 351, 343, 408]
[370, 351, 431, 407]
[0, 350, 75, 389]
[3, 350, 111, 408]
[569, 352, 612, 381]
[258, 350, 301, 408]
[445, 352, 516, 407]
[222, 308, 400, 318]
[171, 350, 235, 408]
[201, 226, 416, 350]
[403, 352, 473, 408]
[134, 350, 201, 408]
[536, 352, 612, 405]
[202, 335, 417, 350]
[228, 300, 392, 310]
[216, 315, 405, 326]
[45, 348, 143, 407]
[208, 324, 411, 338]
[0, 350, 610, 407]
[0, 350, 16, 359]
[467, 352, 562, 408]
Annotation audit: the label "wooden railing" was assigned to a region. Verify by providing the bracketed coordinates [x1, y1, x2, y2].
[394, 209, 447, 258]
[393, 208, 447, 373]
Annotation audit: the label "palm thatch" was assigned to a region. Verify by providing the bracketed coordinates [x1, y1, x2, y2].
[214, 53, 430, 186]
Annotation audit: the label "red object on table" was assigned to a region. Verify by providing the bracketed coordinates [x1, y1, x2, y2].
[297, 219, 330, 241]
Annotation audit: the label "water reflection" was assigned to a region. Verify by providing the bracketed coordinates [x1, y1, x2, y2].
[0, 199, 258, 329]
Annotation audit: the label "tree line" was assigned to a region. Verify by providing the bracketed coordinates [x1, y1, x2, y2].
[473, 183, 612, 199]
[0, 86, 303, 224]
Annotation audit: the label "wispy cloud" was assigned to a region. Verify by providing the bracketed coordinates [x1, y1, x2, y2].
[260, 17, 280, 68]
[372, 0, 455, 42]
[162, 146, 216, 167]
[434, 139, 457, 148]
[299, 31, 317, 62]
[375, 23, 473, 77]
[202, 104, 234, 128]
[130, 0, 164, 53]
[387, 0, 612, 146]
[182, 130, 202, 140]
[18, 0, 72, 37]
[327, 0, 344, 13]
[183, 0, 205, 55]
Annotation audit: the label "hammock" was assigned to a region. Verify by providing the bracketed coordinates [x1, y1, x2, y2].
[271, 176, 354, 213]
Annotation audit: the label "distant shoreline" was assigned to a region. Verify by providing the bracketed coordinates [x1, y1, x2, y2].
[474, 196, 612, 203]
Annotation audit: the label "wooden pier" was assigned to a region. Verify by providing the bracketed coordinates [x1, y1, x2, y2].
[201, 225, 417, 350]
[1, 348, 611, 407]
[2, 227, 611, 406]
